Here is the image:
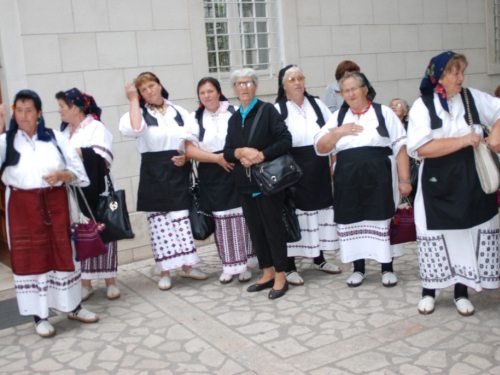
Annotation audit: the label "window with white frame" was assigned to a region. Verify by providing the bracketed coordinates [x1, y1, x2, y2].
[204, 0, 282, 79]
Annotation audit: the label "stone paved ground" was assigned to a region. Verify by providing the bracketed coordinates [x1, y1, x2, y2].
[0, 242, 500, 374]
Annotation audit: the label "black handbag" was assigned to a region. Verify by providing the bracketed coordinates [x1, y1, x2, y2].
[283, 188, 301, 242]
[252, 153, 303, 195]
[247, 104, 302, 195]
[189, 165, 216, 240]
[97, 169, 135, 243]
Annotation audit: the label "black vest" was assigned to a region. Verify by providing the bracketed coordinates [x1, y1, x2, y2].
[337, 103, 389, 137]
[197, 106, 236, 142]
[421, 88, 480, 129]
[142, 106, 184, 127]
[277, 95, 326, 128]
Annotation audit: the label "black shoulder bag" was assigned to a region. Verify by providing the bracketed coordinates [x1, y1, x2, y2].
[246, 104, 302, 195]
[97, 169, 135, 243]
[188, 163, 216, 240]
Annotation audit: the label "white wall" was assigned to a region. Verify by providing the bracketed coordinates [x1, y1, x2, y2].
[290, 0, 495, 107]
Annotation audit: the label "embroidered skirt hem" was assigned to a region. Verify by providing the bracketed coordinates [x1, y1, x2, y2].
[416, 214, 500, 292]
[213, 207, 258, 274]
[81, 241, 118, 279]
[147, 210, 200, 272]
[337, 220, 403, 264]
[14, 261, 81, 319]
[287, 206, 339, 258]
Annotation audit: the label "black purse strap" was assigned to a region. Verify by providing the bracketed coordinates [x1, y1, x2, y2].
[246, 104, 266, 144]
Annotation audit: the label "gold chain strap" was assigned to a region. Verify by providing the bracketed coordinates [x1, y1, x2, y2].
[462, 88, 474, 132]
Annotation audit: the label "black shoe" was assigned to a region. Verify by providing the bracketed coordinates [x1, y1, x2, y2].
[247, 278, 275, 292]
[268, 281, 289, 300]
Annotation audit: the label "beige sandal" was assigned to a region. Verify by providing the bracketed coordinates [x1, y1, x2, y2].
[81, 286, 94, 301]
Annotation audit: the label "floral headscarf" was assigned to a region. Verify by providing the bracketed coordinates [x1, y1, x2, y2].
[419, 51, 456, 113]
[60, 88, 102, 131]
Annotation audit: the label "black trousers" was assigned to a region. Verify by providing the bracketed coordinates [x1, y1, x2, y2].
[240, 191, 288, 273]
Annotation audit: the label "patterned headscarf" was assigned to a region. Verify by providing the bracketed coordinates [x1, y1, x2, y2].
[60, 88, 102, 131]
[9, 90, 52, 142]
[419, 51, 456, 113]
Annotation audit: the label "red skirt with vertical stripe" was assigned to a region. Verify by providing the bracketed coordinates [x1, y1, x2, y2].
[9, 186, 75, 275]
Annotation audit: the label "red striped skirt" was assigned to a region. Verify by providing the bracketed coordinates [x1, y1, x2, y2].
[9, 186, 75, 275]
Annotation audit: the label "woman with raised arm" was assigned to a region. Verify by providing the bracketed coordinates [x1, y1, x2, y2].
[119, 72, 208, 291]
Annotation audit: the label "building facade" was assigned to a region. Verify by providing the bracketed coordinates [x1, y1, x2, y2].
[0, 0, 495, 264]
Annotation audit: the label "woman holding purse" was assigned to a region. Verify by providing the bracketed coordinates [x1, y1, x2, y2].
[56, 88, 120, 301]
[223, 68, 292, 299]
[407, 51, 500, 316]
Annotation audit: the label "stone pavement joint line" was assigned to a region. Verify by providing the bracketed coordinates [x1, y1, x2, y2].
[0, 243, 500, 374]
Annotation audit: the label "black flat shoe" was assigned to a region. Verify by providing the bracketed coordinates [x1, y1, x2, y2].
[268, 281, 289, 300]
[246, 278, 275, 292]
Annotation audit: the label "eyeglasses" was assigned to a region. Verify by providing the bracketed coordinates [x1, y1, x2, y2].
[341, 86, 364, 95]
[287, 76, 305, 83]
[391, 103, 402, 108]
[234, 81, 255, 88]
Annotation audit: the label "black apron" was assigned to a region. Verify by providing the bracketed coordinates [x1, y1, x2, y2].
[334, 146, 394, 224]
[422, 147, 497, 230]
[137, 150, 190, 212]
[197, 151, 240, 212]
[289, 145, 333, 211]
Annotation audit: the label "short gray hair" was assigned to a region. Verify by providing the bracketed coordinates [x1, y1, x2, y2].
[339, 72, 365, 90]
[230, 68, 259, 87]
[390, 98, 409, 113]
[282, 66, 304, 85]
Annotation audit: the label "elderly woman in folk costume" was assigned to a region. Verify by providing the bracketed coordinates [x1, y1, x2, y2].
[314, 73, 411, 288]
[389, 99, 410, 129]
[180, 77, 257, 284]
[407, 51, 500, 316]
[0, 91, 98, 338]
[274, 65, 341, 286]
[56, 88, 119, 301]
[119, 72, 208, 291]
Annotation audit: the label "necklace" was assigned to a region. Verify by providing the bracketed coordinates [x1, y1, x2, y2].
[447, 98, 454, 119]
[350, 101, 371, 117]
[147, 100, 167, 116]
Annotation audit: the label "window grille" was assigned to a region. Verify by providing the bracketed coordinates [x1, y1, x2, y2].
[204, 0, 282, 79]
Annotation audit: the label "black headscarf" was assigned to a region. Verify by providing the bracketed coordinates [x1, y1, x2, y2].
[136, 71, 170, 110]
[2, 90, 53, 171]
[275, 65, 325, 127]
[8, 90, 52, 142]
[194, 77, 230, 122]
